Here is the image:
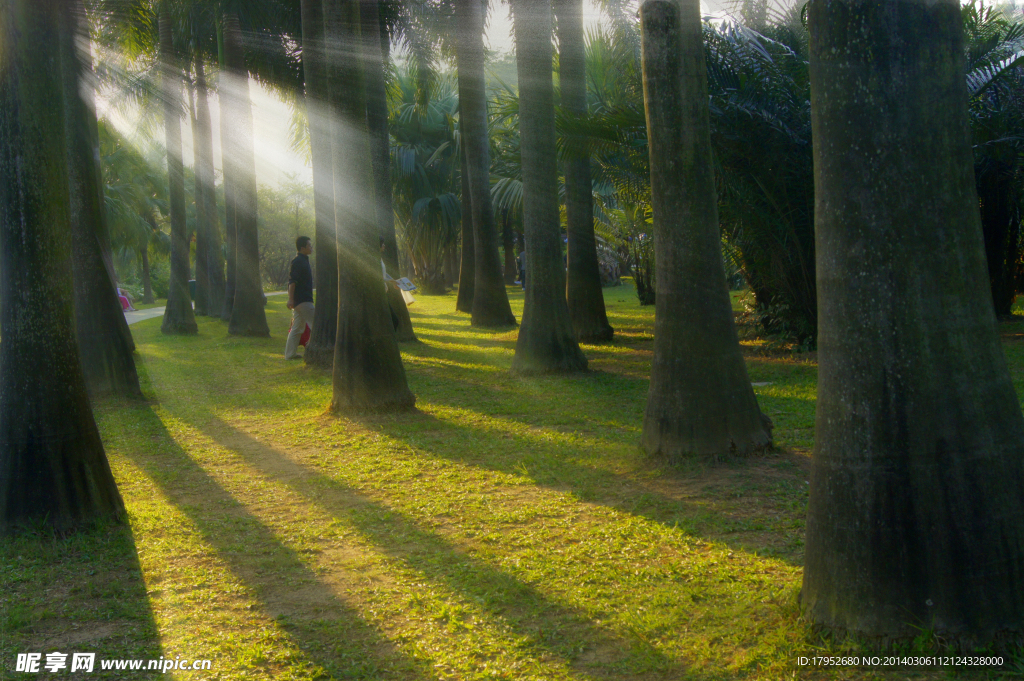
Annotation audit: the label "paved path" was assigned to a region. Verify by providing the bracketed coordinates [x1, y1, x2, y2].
[124, 291, 287, 326]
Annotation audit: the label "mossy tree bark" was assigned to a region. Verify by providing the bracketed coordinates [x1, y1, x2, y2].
[510, 0, 588, 374]
[194, 58, 226, 318]
[455, 146, 476, 312]
[362, 0, 417, 342]
[302, 0, 339, 368]
[802, 0, 1024, 643]
[0, 0, 124, 533]
[61, 0, 142, 397]
[639, 0, 770, 460]
[556, 0, 612, 342]
[223, 12, 269, 337]
[159, 4, 198, 336]
[325, 0, 415, 413]
[456, 0, 517, 328]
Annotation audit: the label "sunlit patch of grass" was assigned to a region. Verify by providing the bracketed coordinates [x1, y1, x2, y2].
[7, 282, 1017, 679]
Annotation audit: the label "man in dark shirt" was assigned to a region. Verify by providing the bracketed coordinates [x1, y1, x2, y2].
[285, 236, 315, 359]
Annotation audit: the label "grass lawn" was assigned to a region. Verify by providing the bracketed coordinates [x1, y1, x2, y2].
[1, 284, 1019, 679]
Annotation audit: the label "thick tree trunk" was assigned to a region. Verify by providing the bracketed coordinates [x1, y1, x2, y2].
[556, 0, 612, 342]
[362, 0, 417, 342]
[0, 0, 124, 532]
[639, 0, 770, 460]
[455, 146, 475, 311]
[61, 0, 142, 397]
[456, 0, 517, 328]
[223, 13, 269, 337]
[510, 0, 587, 374]
[325, 0, 415, 412]
[301, 0, 339, 368]
[159, 6, 198, 336]
[802, 0, 1024, 642]
[194, 59, 226, 317]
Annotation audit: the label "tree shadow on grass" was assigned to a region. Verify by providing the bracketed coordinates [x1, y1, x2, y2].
[193, 414, 696, 681]
[0, 521, 163, 677]
[352, 404, 809, 567]
[109, 403, 438, 681]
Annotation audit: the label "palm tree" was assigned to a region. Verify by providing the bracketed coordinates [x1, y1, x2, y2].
[556, 0, 612, 341]
[510, 0, 587, 374]
[389, 70, 462, 294]
[222, 10, 270, 337]
[61, 0, 143, 397]
[159, 2, 198, 335]
[300, 0, 340, 366]
[639, 0, 771, 461]
[0, 0, 124, 532]
[456, 146, 476, 310]
[456, 0, 516, 328]
[362, 0, 417, 342]
[802, 0, 1024, 642]
[192, 55, 227, 317]
[325, 0, 414, 412]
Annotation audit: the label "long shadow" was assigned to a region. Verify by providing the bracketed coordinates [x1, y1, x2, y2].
[106, 402, 438, 680]
[193, 414, 698, 680]
[0, 518, 163, 678]
[354, 405, 808, 567]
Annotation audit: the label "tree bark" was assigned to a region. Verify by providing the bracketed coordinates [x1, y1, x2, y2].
[639, 0, 770, 460]
[223, 12, 270, 337]
[325, 0, 415, 413]
[556, 0, 612, 342]
[802, 0, 1024, 643]
[301, 0, 339, 367]
[194, 58, 226, 317]
[0, 0, 124, 532]
[455, 145, 476, 311]
[61, 0, 142, 397]
[189, 66, 210, 317]
[362, 0, 417, 342]
[159, 5, 198, 335]
[456, 0, 517, 328]
[510, 0, 588, 374]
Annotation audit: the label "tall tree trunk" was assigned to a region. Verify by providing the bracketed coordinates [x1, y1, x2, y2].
[195, 58, 226, 317]
[325, 0, 415, 412]
[302, 0, 340, 367]
[802, 0, 1024, 642]
[502, 210, 517, 285]
[457, 0, 517, 328]
[557, 0, 612, 342]
[223, 12, 269, 337]
[219, 23, 237, 321]
[141, 216, 155, 304]
[0, 0, 124, 532]
[159, 5, 198, 335]
[189, 65, 210, 317]
[978, 168, 1020, 317]
[362, 0, 417, 342]
[639, 0, 770, 460]
[456, 146, 476, 311]
[61, 0, 142, 397]
[510, 0, 587, 374]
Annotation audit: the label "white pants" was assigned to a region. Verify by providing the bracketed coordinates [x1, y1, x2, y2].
[284, 302, 315, 359]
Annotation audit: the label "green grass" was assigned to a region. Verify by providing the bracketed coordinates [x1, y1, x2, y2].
[0, 284, 1018, 679]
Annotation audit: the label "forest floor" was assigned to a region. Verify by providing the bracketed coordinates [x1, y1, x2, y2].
[1, 284, 1021, 680]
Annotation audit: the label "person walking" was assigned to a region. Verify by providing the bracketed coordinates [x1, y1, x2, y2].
[284, 236, 315, 359]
